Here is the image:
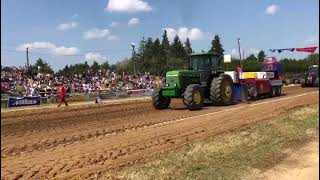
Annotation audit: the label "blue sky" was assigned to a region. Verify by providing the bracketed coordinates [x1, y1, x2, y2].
[1, 0, 319, 71]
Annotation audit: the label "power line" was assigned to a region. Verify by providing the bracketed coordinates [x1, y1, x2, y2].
[2, 42, 131, 53]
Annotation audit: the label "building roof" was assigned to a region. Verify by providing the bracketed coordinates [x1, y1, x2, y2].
[190, 52, 221, 56]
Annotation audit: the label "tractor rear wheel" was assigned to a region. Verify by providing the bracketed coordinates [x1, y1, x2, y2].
[210, 74, 234, 106]
[183, 84, 203, 110]
[270, 86, 277, 97]
[152, 90, 170, 109]
[275, 86, 282, 96]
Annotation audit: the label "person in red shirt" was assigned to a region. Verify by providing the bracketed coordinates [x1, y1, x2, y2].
[57, 82, 68, 107]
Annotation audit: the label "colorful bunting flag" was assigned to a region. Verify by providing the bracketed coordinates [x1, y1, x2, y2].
[295, 47, 318, 53]
[269, 49, 277, 53]
[269, 47, 317, 54]
[277, 48, 295, 53]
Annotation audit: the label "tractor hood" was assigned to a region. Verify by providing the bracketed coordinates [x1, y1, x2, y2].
[166, 70, 200, 77]
[164, 70, 201, 94]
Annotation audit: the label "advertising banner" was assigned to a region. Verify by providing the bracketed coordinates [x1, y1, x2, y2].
[127, 89, 154, 96]
[99, 91, 117, 99]
[8, 96, 41, 108]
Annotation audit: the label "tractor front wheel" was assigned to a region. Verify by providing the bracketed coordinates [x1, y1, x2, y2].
[183, 84, 203, 110]
[152, 90, 170, 109]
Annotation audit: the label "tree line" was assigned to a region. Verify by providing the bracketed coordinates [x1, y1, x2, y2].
[8, 31, 318, 77]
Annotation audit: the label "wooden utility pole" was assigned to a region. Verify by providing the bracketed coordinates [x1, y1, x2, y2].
[242, 49, 245, 61]
[237, 38, 242, 69]
[26, 47, 29, 70]
[131, 43, 136, 75]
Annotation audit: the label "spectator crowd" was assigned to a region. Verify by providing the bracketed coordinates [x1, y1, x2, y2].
[1, 67, 163, 98]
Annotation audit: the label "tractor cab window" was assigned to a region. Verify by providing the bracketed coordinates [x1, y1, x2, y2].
[198, 57, 211, 70]
[190, 58, 198, 70]
[211, 56, 220, 68]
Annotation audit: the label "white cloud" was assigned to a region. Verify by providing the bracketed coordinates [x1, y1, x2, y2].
[164, 28, 177, 42]
[265, 4, 280, 15]
[85, 52, 107, 61]
[83, 28, 111, 39]
[17, 42, 56, 51]
[110, 21, 119, 27]
[107, 35, 119, 40]
[128, 17, 140, 26]
[189, 28, 204, 41]
[162, 27, 204, 42]
[106, 0, 152, 13]
[304, 35, 319, 45]
[57, 21, 78, 31]
[54, 46, 79, 55]
[85, 52, 101, 60]
[16, 42, 79, 55]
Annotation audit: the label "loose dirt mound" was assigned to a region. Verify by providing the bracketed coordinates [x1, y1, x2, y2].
[1, 86, 318, 179]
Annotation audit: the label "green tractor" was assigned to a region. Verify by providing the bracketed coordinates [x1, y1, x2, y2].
[152, 52, 234, 110]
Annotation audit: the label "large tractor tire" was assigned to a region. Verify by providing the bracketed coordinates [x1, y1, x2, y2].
[183, 84, 204, 110]
[313, 78, 319, 87]
[270, 86, 277, 97]
[152, 90, 170, 109]
[275, 86, 282, 96]
[247, 83, 258, 100]
[210, 74, 234, 106]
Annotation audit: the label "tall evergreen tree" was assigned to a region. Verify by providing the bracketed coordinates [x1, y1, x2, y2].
[100, 60, 110, 70]
[257, 50, 266, 62]
[184, 38, 192, 55]
[141, 37, 154, 73]
[161, 30, 170, 52]
[161, 30, 171, 69]
[245, 54, 258, 61]
[151, 38, 162, 74]
[171, 35, 185, 58]
[137, 37, 146, 62]
[91, 61, 99, 72]
[167, 35, 186, 70]
[209, 35, 224, 56]
[84, 61, 89, 69]
[63, 65, 70, 76]
[31, 58, 54, 74]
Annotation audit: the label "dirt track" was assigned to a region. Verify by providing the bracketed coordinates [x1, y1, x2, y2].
[1, 86, 319, 179]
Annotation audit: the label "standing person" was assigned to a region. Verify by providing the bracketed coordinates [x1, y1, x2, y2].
[57, 82, 68, 107]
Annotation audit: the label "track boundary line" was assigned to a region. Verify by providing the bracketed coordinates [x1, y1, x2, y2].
[98, 91, 320, 139]
[126, 91, 319, 132]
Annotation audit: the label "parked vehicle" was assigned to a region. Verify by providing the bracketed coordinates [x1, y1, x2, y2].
[301, 65, 319, 87]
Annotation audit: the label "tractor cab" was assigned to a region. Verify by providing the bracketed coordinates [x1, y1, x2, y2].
[301, 65, 319, 87]
[307, 65, 319, 76]
[188, 52, 224, 72]
[188, 52, 224, 86]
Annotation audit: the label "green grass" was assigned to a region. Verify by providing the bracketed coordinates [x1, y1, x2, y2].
[118, 105, 319, 180]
